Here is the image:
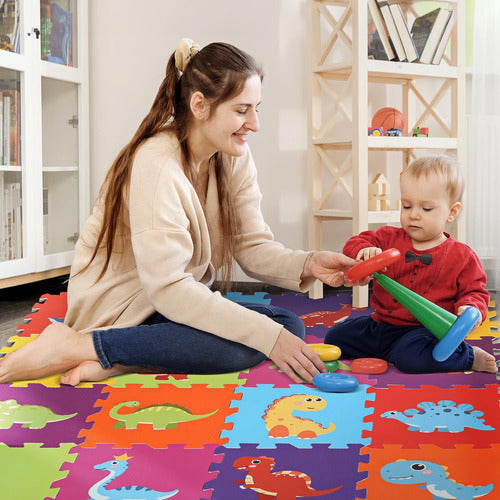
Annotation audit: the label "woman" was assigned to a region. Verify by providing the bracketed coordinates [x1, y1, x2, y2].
[0, 39, 365, 386]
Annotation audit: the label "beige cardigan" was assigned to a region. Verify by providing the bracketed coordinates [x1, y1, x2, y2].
[65, 132, 314, 356]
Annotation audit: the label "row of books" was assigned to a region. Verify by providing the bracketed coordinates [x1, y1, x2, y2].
[0, 175, 22, 261]
[368, 0, 456, 65]
[0, 79, 21, 166]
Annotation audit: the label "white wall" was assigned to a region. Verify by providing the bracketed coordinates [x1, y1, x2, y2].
[88, 0, 319, 281]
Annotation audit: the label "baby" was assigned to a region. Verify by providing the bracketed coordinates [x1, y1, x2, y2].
[326, 154, 497, 374]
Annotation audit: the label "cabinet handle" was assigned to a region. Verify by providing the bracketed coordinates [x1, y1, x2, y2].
[28, 28, 41, 39]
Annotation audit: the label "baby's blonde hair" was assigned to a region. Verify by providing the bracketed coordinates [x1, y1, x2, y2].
[402, 154, 464, 204]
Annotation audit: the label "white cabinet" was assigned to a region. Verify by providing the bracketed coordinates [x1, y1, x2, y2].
[0, 0, 89, 287]
[307, 0, 465, 305]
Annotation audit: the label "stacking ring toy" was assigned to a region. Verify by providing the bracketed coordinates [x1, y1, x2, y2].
[345, 247, 480, 362]
[323, 360, 339, 373]
[313, 373, 359, 393]
[350, 358, 388, 374]
[308, 344, 341, 361]
[347, 248, 401, 282]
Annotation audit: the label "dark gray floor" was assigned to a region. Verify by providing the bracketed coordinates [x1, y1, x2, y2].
[0, 277, 498, 350]
[0, 276, 69, 348]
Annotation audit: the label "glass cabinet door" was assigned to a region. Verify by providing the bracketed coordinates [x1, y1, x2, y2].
[0, 67, 22, 262]
[41, 77, 79, 255]
[40, 0, 77, 67]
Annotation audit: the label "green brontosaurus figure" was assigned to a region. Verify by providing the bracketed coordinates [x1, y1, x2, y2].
[0, 399, 77, 429]
[109, 400, 218, 429]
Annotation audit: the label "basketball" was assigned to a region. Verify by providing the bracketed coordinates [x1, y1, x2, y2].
[371, 107, 406, 131]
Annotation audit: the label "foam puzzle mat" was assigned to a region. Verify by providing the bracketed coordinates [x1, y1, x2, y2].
[0, 291, 498, 499]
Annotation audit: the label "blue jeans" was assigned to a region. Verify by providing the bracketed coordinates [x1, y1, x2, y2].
[325, 315, 474, 373]
[92, 302, 305, 373]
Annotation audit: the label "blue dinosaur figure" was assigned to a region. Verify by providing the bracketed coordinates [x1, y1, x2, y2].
[88, 456, 179, 500]
[381, 400, 495, 433]
[381, 460, 494, 500]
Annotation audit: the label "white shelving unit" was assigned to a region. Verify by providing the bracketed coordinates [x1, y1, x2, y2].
[307, 0, 465, 306]
[0, 0, 89, 288]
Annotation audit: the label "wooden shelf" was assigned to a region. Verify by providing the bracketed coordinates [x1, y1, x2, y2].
[308, 0, 465, 305]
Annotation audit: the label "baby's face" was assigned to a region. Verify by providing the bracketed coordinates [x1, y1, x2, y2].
[400, 173, 460, 249]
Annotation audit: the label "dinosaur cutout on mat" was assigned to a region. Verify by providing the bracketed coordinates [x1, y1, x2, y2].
[233, 455, 342, 499]
[381, 460, 494, 499]
[0, 399, 77, 429]
[109, 400, 218, 429]
[262, 395, 335, 439]
[88, 454, 179, 500]
[381, 400, 495, 433]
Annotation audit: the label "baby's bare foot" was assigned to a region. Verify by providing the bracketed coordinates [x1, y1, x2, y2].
[471, 346, 498, 373]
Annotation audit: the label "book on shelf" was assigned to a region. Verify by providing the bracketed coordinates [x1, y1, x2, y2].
[431, 8, 456, 65]
[367, 0, 396, 61]
[0, 78, 21, 166]
[0, 180, 21, 260]
[411, 6, 453, 64]
[388, 2, 419, 63]
[376, 0, 406, 61]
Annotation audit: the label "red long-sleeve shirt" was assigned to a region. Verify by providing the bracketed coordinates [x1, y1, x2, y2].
[344, 226, 489, 325]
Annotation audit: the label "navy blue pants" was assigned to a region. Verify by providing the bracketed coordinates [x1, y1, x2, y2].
[324, 315, 474, 373]
[92, 302, 305, 374]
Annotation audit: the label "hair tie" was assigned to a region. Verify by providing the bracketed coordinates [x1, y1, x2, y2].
[175, 38, 200, 72]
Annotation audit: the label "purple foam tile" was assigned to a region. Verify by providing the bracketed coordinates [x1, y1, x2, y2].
[267, 292, 371, 320]
[0, 384, 107, 447]
[207, 443, 366, 500]
[53, 443, 221, 500]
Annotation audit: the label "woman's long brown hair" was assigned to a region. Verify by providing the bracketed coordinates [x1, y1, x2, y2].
[82, 43, 263, 289]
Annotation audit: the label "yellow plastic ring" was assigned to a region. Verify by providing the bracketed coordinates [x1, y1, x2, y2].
[308, 343, 342, 361]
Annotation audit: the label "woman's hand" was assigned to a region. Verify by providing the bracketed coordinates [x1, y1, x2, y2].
[269, 328, 326, 383]
[304, 251, 371, 287]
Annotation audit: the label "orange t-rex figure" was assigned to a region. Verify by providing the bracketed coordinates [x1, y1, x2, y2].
[233, 455, 342, 499]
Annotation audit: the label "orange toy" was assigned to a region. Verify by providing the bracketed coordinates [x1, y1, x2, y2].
[371, 107, 406, 132]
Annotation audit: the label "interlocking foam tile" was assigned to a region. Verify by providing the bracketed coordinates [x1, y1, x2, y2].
[221, 384, 374, 449]
[240, 357, 376, 389]
[15, 293, 68, 337]
[224, 291, 272, 304]
[366, 344, 498, 390]
[0, 384, 108, 447]
[108, 370, 244, 389]
[359, 444, 498, 500]
[467, 301, 498, 340]
[52, 443, 222, 500]
[365, 385, 500, 449]
[206, 443, 367, 500]
[79, 384, 240, 449]
[267, 292, 371, 320]
[0, 442, 77, 500]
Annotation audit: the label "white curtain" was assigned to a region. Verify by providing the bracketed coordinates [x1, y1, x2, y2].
[467, 0, 500, 291]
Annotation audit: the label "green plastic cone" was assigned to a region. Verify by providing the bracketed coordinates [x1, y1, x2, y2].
[374, 272, 456, 340]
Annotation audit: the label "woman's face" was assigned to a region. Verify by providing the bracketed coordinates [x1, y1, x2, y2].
[201, 74, 261, 157]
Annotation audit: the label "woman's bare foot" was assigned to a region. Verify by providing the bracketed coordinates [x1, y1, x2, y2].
[61, 361, 135, 386]
[0, 323, 98, 383]
[471, 346, 498, 373]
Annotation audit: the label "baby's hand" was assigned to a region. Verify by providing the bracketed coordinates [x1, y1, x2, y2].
[457, 305, 482, 331]
[356, 247, 382, 261]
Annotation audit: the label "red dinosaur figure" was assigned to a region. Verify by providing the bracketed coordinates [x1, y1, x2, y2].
[233, 455, 342, 499]
[300, 304, 367, 328]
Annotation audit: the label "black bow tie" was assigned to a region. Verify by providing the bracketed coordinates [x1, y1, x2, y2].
[405, 251, 432, 265]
